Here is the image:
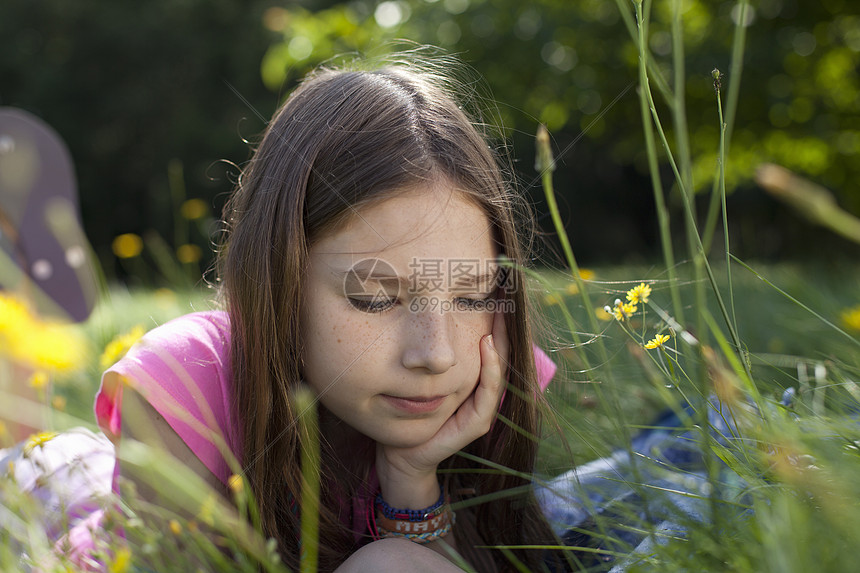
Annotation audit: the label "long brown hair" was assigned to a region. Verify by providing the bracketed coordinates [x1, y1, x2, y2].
[218, 55, 561, 571]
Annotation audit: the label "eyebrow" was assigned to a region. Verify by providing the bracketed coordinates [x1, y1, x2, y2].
[342, 261, 410, 286]
[452, 270, 501, 288]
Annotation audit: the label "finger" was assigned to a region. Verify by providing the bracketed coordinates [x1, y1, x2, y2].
[491, 305, 510, 376]
[473, 312, 508, 418]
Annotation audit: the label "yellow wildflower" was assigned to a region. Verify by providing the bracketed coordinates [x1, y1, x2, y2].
[108, 547, 132, 573]
[579, 268, 595, 281]
[0, 293, 87, 372]
[595, 306, 612, 321]
[24, 431, 59, 454]
[112, 233, 143, 259]
[626, 282, 652, 305]
[0, 294, 31, 332]
[99, 325, 146, 370]
[228, 473, 244, 495]
[606, 299, 637, 322]
[543, 293, 563, 306]
[154, 288, 177, 310]
[176, 243, 202, 264]
[644, 333, 671, 349]
[52, 395, 67, 411]
[565, 283, 579, 295]
[24, 323, 88, 371]
[180, 198, 208, 220]
[27, 370, 50, 390]
[169, 519, 183, 535]
[841, 305, 860, 331]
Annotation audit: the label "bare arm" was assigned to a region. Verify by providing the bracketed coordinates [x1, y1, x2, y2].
[114, 373, 224, 504]
[337, 538, 467, 572]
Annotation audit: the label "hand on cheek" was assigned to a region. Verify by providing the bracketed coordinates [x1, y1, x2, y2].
[375, 309, 510, 509]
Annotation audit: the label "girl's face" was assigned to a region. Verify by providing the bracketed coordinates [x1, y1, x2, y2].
[300, 181, 501, 448]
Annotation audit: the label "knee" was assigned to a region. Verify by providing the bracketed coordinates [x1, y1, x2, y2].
[336, 538, 462, 572]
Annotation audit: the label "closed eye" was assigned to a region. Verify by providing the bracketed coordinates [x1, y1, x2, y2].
[453, 294, 495, 311]
[348, 296, 397, 313]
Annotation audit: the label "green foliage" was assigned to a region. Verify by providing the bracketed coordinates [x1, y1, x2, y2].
[260, 0, 860, 214]
[4, 1, 859, 263]
[5, 256, 860, 571]
[526, 0, 860, 568]
[535, 262, 860, 470]
[1, 0, 279, 277]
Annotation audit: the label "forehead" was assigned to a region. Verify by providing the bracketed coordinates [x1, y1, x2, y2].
[310, 183, 497, 266]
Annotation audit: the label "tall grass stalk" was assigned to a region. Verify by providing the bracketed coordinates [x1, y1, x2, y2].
[294, 386, 321, 573]
[535, 125, 603, 354]
[723, 0, 750, 152]
[633, 0, 750, 380]
[534, 125, 648, 480]
[714, 72, 738, 338]
[612, 0, 673, 103]
[731, 256, 860, 350]
[670, 0, 693, 209]
[536, 0, 860, 570]
[631, 0, 684, 326]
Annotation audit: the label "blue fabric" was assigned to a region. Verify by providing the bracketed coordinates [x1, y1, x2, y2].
[537, 398, 755, 571]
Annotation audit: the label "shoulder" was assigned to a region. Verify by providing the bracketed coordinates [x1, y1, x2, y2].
[95, 310, 241, 484]
[103, 311, 232, 400]
[116, 310, 232, 380]
[137, 310, 231, 356]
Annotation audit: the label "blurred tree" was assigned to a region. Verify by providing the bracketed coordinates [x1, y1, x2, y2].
[2, 0, 858, 273]
[260, 0, 860, 261]
[1, 0, 286, 280]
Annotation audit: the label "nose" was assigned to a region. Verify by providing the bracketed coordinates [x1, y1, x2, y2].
[400, 308, 458, 374]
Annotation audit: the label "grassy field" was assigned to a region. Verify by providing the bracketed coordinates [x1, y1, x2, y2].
[531, 261, 859, 474]
[7, 256, 849, 572]
[43, 258, 859, 474]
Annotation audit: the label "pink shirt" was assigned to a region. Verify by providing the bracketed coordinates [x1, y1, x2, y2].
[95, 311, 240, 485]
[94, 310, 556, 487]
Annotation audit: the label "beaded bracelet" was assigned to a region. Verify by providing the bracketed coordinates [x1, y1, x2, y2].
[377, 521, 453, 544]
[375, 489, 446, 522]
[376, 504, 453, 534]
[373, 489, 454, 544]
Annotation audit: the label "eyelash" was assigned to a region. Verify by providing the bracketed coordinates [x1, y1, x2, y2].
[348, 296, 397, 313]
[454, 296, 493, 311]
[347, 294, 494, 314]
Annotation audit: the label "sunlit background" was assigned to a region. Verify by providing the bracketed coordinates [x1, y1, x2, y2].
[2, 0, 859, 283]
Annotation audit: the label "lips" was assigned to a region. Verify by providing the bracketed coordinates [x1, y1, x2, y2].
[382, 394, 446, 415]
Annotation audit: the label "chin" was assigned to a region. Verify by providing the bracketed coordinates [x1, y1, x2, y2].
[371, 426, 442, 450]
[377, 436, 432, 449]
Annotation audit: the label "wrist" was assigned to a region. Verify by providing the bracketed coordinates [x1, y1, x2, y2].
[376, 488, 445, 520]
[375, 448, 441, 509]
[376, 467, 440, 510]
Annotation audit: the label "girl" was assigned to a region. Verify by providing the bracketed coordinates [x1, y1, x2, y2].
[94, 56, 566, 572]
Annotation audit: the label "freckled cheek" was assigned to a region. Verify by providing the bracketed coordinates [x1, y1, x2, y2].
[454, 314, 490, 380]
[322, 314, 395, 370]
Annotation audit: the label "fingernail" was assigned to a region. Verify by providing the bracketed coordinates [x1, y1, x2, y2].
[486, 334, 494, 348]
